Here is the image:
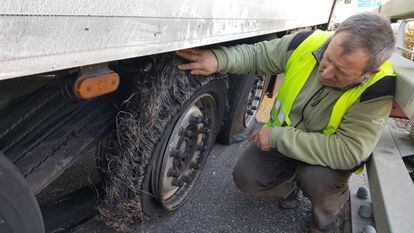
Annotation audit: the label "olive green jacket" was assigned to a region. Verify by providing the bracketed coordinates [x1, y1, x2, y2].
[212, 31, 395, 170]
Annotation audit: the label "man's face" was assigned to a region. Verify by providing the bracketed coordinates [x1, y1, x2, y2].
[319, 32, 373, 89]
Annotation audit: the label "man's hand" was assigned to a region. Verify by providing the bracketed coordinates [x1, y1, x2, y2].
[176, 49, 218, 76]
[250, 127, 273, 151]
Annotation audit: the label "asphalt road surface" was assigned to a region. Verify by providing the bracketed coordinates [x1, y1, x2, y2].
[73, 141, 314, 233]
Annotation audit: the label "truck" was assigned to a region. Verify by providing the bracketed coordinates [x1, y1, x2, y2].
[1, 0, 413, 232]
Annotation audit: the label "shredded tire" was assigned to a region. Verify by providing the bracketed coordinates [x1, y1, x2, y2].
[97, 54, 225, 230]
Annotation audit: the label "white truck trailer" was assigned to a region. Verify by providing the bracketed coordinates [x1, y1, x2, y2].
[0, 1, 336, 232]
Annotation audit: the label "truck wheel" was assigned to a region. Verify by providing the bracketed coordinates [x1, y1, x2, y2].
[144, 85, 224, 213]
[0, 152, 45, 233]
[97, 56, 226, 229]
[218, 74, 270, 144]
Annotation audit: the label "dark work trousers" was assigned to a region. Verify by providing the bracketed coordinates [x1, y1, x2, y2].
[233, 143, 351, 233]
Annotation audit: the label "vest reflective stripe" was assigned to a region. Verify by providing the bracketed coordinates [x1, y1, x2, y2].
[278, 109, 285, 123]
[271, 100, 285, 122]
[265, 30, 396, 135]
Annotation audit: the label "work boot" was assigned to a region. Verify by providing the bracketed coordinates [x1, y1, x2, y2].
[278, 186, 300, 210]
[307, 190, 351, 233]
[279, 198, 299, 209]
[336, 195, 351, 233]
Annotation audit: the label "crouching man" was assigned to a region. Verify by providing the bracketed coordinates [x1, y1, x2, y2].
[177, 13, 396, 232]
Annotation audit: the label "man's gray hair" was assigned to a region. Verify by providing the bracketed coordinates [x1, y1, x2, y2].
[334, 12, 395, 72]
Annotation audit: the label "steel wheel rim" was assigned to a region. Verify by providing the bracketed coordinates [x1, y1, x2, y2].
[157, 93, 217, 209]
[244, 76, 265, 128]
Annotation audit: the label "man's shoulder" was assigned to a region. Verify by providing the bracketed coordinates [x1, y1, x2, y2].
[360, 75, 396, 103]
[287, 30, 316, 51]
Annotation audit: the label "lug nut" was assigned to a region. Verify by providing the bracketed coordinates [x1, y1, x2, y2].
[171, 149, 182, 159]
[185, 129, 193, 138]
[178, 128, 185, 136]
[167, 168, 180, 178]
[197, 145, 207, 152]
[201, 128, 211, 134]
[182, 175, 192, 183]
[172, 178, 184, 187]
[202, 118, 209, 125]
[190, 116, 203, 124]
[189, 116, 197, 123]
[190, 162, 201, 169]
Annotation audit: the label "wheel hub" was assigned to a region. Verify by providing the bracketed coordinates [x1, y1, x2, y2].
[244, 76, 265, 128]
[155, 94, 216, 209]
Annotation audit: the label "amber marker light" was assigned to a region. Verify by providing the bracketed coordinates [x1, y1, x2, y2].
[74, 71, 120, 100]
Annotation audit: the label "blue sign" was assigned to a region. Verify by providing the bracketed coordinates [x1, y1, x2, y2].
[358, 0, 381, 7]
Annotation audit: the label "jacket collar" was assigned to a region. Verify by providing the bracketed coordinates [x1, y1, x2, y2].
[312, 37, 331, 64]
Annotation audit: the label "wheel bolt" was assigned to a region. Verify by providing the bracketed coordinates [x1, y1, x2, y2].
[171, 149, 182, 159]
[254, 96, 261, 100]
[178, 128, 185, 136]
[247, 110, 254, 115]
[190, 162, 201, 169]
[167, 168, 180, 178]
[182, 175, 192, 183]
[185, 129, 193, 138]
[250, 106, 257, 110]
[197, 145, 207, 152]
[172, 178, 184, 187]
[201, 128, 210, 134]
[202, 118, 209, 125]
[190, 116, 203, 124]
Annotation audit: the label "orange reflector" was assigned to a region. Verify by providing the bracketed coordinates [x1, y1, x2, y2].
[74, 71, 120, 99]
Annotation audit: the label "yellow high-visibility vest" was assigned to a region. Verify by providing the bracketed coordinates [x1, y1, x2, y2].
[265, 30, 395, 136]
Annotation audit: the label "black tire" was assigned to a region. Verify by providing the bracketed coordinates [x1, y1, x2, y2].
[97, 55, 226, 229]
[217, 74, 271, 145]
[0, 151, 45, 233]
